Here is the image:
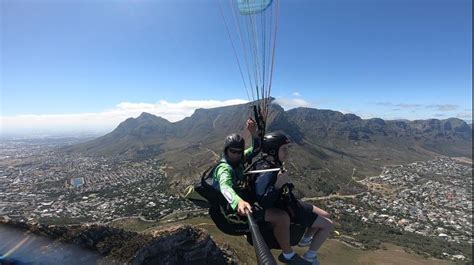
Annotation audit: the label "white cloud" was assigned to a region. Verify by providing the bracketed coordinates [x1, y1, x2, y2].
[456, 111, 473, 120]
[373, 102, 423, 109]
[372, 102, 461, 112]
[273, 98, 312, 110]
[0, 99, 248, 136]
[426, 104, 459, 111]
[340, 110, 376, 119]
[292, 92, 301, 97]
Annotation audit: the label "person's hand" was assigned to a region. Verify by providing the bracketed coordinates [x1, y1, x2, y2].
[275, 170, 289, 189]
[246, 118, 258, 137]
[237, 200, 253, 216]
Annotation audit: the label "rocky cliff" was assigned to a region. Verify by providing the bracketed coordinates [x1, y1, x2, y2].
[0, 217, 237, 265]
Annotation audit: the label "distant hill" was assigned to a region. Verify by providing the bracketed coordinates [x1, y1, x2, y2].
[66, 101, 472, 197]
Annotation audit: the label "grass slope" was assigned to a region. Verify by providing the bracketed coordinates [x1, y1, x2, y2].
[110, 217, 455, 265]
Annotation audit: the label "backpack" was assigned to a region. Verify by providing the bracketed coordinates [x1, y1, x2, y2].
[185, 162, 250, 235]
[185, 163, 223, 208]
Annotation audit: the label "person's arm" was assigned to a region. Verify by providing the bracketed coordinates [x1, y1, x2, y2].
[255, 172, 281, 209]
[214, 164, 243, 210]
[244, 137, 261, 161]
[244, 118, 261, 161]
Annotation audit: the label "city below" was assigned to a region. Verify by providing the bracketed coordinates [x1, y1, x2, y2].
[0, 137, 472, 263]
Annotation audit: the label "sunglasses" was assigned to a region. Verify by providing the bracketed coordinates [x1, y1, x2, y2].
[228, 148, 243, 155]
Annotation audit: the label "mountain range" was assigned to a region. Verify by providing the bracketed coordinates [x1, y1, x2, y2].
[66, 101, 472, 197]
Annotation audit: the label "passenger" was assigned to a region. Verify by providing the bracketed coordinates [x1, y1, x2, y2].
[253, 132, 334, 265]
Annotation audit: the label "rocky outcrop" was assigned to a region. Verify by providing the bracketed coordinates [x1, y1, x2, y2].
[0, 217, 237, 265]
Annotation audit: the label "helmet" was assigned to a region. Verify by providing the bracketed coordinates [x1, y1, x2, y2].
[224, 133, 245, 152]
[263, 132, 290, 157]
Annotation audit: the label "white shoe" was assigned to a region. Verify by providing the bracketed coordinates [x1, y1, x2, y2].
[303, 253, 320, 265]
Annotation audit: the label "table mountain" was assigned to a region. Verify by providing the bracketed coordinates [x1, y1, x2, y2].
[66, 101, 472, 197]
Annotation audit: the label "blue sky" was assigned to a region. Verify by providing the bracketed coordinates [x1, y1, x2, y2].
[1, 0, 472, 135]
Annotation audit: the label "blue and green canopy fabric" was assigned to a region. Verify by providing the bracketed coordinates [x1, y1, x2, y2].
[237, 0, 273, 15]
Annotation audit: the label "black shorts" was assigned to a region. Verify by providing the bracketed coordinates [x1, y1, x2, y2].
[289, 200, 318, 228]
[255, 200, 319, 228]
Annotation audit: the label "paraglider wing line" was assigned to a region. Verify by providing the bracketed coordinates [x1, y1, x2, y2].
[217, 0, 251, 101]
[228, 0, 257, 101]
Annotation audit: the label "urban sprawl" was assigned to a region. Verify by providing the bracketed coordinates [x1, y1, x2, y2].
[0, 138, 472, 262]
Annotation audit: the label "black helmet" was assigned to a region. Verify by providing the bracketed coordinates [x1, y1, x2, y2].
[224, 133, 245, 152]
[263, 132, 290, 157]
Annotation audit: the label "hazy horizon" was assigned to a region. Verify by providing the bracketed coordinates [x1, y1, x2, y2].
[1, 100, 472, 138]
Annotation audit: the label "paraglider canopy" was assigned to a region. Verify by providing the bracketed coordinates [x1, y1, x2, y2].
[237, 0, 273, 15]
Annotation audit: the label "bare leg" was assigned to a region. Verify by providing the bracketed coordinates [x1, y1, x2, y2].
[265, 208, 292, 253]
[309, 215, 334, 251]
[304, 206, 331, 238]
[304, 227, 319, 238]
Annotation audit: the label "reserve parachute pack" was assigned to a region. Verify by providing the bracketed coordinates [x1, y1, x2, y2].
[184, 162, 250, 235]
[184, 163, 222, 209]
